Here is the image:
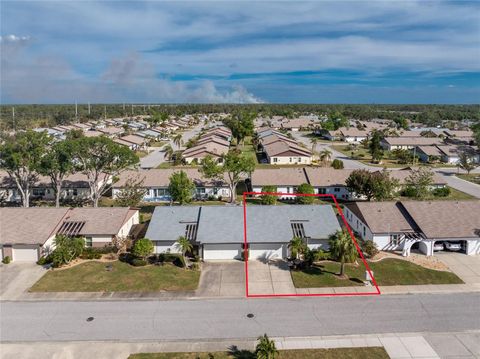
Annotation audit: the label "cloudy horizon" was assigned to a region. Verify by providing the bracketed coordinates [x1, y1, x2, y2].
[1, 1, 479, 104]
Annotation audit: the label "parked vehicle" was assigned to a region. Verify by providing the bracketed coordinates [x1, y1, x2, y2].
[444, 241, 462, 251]
[433, 241, 445, 251]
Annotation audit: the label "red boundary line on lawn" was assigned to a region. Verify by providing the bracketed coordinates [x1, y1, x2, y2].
[242, 192, 381, 298]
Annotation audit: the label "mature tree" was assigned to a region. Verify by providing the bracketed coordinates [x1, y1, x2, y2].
[319, 149, 332, 165]
[172, 134, 183, 149]
[296, 183, 315, 204]
[224, 111, 255, 146]
[168, 170, 195, 204]
[288, 237, 306, 260]
[39, 140, 75, 207]
[111, 235, 130, 255]
[163, 144, 175, 161]
[175, 236, 193, 269]
[73, 136, 139, 207]
[474, 125, 480, 149]
[260, 185, 277, 205]
[65, 129, 84, 140]
[51, 235, 85, 267]
[458, 151, 476, 175]
[0, 130, 50, 207]
[405, 167, 434, 199]
[132, 238, 154, 260]
[346, 169, 398, 201]
[255, 334, 279, 359]
[114, 176, 147, 207]
[201, 151, 255, 203]
[392, 149, 415, 164]
[369, 130, 384, 163]
[328, 230, 358, 278]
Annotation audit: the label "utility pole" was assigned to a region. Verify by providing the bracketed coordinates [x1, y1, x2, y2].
[104, 105, 107, 120]
[88, 102, 91, 116]
[75, 101, 78, 121]
[131, 104, 133, 116]
[12, 107, 16, 131]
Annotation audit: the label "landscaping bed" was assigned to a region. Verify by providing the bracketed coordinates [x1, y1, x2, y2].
[129, 347, 389, 359]
[291, 258, 463, 288]
[30, 260, 200, 292]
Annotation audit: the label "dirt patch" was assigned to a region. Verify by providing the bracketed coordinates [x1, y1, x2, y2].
[371, 251, 450, 271]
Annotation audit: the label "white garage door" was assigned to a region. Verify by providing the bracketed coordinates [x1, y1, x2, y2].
[12, 247, 39, 261]
[0, 247, 3, 261]
[203, 244, 242, 260]
[249, 243, 284, 260]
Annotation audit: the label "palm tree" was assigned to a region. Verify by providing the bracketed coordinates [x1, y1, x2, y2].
[288, 237, 306, 260]
[175, 236, 193, 269]
[255, 334, 279, 359]
[310, 138, 318, 154]
[328, 230, 358, 278]
[173, 134, 183, 149]
[319, 149, 332, 166]
[163, 144, 174, 161]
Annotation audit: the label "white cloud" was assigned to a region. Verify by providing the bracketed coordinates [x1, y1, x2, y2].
[0, 34, 30, 43]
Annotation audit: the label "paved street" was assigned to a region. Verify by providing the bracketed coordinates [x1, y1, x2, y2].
[2, 293, 479, 342]
[140, 123, 204, 168]
[433, 170, 480, 199]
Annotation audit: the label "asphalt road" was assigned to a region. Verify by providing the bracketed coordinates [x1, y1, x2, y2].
[2, 293, 479, 342]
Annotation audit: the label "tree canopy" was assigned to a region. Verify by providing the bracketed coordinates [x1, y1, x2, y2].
[168, 170, 195, 204]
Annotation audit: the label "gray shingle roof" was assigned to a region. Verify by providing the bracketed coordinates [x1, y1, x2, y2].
[145, 205, 341, 244]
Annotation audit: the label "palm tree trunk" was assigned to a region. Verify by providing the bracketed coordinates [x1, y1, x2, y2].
[340, 261, 345, 277]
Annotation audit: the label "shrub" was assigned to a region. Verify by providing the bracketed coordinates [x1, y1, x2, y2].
[360, 240, 379, 258]
[36, 256, 50, 265]
[313, 249, 331, 261]
[119, 252, 134, 264]
[331, 159, 344, 169]
[402, 186, 417, 198]
[2, 256, 11, 264]
[80, 247, 102, 260]
[296, 183, 315, 204]
[190, 262, 200, 271]
[132, 238, 154, 260]
[173, 255, 186, 268]
[131, 258, 147, 267]
[432, 186, 450, 197]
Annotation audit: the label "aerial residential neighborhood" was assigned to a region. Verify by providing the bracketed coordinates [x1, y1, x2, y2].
[1, 1, 480, 359]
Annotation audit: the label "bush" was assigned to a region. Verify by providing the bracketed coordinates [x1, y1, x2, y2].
[190, 262, 200, 271]
[173, 255, 186, 268]
[80, 247, 102, 260]
[296, 183, 315, 204]
[131, 258, 147, 267]
[402, 186, 417, 198]
[119, 252, 135, 264]
[432, 186, 451, 197]
[360, 240, 379, 258]
[331, 159, 344, 169]
[36, 256, 51, 265]
[312, 249, 331, 261]
[2, 256, 11, 264]
[132, 238, 154, 259]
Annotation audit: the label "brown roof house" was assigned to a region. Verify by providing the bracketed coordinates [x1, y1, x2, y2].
[0, 207, 139, 262]
[112, 169, 231, 201]
[344, 200, 480, 256]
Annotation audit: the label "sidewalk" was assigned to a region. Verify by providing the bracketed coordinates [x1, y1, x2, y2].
[2, 331, 479, 359]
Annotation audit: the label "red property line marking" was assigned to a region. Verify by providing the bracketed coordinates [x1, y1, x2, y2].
[242, 192, 381, 298]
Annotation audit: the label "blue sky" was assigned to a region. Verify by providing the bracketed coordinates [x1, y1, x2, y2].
[1, 1, 479, 104]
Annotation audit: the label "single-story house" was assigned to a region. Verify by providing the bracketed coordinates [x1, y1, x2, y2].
[344, 200, 480, 256]
[0, 207, 139, 262]
[98, 126, 124, 138]
[303, 167, 353, 200]
[249, 167, 309, 199]
[381, 137, 443, 151]
[339, 128, 369, 144]
[145, 205, 341, 260]
[114, 134, 148, 150]
[0, 170, 110, 204]
[182, 141, 229, 164]
[112, 168, 231, 201]
[262, 140, 312, 165]
[280, 118, 315, 131]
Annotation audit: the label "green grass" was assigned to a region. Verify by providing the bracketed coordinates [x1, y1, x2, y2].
[30, 261, 200, 292]
[457, 173, 480, 185]
[332, 145, 406, 168]
[399, 187, 475, 201]
[291, 258, 463, 288]
[129, 347, 389, 359]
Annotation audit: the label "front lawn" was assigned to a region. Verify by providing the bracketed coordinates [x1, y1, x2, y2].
[457, 173, 480, 185]
[30, 261, 200, 292]
[129, 347, 389, 359]
[291, 258, 463, 288]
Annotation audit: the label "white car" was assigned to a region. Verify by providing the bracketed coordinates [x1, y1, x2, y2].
[433, 242, 445, 251]
[444, 241, 462, 251]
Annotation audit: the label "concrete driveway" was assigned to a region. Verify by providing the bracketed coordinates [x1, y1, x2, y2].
[436, 252, 480, 286]
[0, 262, 48, 300]
[195, 261, 245, 297]
[247, 260, 296, 295]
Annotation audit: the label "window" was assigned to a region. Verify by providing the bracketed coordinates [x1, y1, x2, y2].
[363, 226, 366, 236]
[390, 234, 400, 246]
[213, 187, 218, 195]
[298, 157, 301, 162]
[334, 187, 340, 192]
[33, 188, 46, 196]
[184, 223, 198, 241]
[72, 189, 78, 196]
[273, 158, 278, 163]
[197, 187, 206, 194]
[85, 237, 93, 247]
[291, 222, 306, 238]
[318, 188, 326, 194]
[289, 157, 293, 163]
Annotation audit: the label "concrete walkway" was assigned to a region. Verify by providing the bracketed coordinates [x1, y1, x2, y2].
[247, 260, 296, 295]
[2, 331, 479, 359]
